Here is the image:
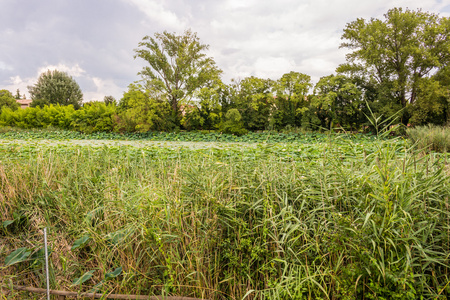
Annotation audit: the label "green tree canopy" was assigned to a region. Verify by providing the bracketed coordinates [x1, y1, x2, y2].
[0, 89, 20, 112]
[339, 8, 450, 116]
[409, 77, 449, 126]
[272, 72, 312, 129]
[28, 69, 84, 109]
[230, 76, 275, 131]
[312, 74, 363, 130]
[134, 30, 222, 126]
[116, 84, 173, 132]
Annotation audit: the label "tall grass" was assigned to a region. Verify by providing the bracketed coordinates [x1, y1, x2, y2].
[407, 124, 450, 153]
[1, 138, 449, 299]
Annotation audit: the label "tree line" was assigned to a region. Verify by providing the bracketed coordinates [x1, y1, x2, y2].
[1, 8, 449, 134]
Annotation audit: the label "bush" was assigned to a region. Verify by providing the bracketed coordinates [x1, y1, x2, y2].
[218, 108, 248, 136]
[71, 102, 116, 133]
[0, 105, 75, 129]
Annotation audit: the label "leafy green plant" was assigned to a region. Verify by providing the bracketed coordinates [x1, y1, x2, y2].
[71, 102, 116, 133]
[218, 108, 248, 136]
[71, 235, 90, 250]
[4, 247, 32, 266]
[72, 270, 96, 286]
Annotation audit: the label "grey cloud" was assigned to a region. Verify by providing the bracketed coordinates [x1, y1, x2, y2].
[221, 48, 240, 55]
[2, 0, 448, 99]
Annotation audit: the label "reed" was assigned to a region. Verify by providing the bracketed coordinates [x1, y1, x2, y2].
[1, 136, 449, 299]
[407, 124, 450, 153]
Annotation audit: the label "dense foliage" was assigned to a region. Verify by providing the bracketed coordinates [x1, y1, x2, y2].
[0, 133, 449, 299]
[0, 89, 20, 112]
[0, 127, 379, 144]
[338, 7, 450, 125]
[28, 69, 84, 109]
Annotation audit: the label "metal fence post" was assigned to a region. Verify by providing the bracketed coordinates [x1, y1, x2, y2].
[44, 227, 50, 300]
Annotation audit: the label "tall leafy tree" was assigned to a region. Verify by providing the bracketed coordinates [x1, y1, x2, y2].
[312, 75, 363, 130]
[28, 70, 83, 109]
[339, 8, 450, 122]
[134, 30, 222, 126]
[230, 77, 275, 131]
[273, 72, 311, 129]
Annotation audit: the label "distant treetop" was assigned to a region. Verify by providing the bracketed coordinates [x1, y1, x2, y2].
[28, 69, 84, 109]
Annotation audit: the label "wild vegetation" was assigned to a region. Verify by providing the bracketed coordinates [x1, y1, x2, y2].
[1, 129, 449, 299]
[407, 124, 450, 153]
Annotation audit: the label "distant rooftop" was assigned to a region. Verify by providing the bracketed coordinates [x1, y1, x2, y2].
[16, 99, 32, 108]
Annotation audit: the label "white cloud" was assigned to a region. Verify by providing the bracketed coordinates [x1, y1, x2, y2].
[253, 57, 296, 79]
[37, 63, 86, 77]
[85, 77, 123, 101]
[124, 0, 186, 31]
[223, 0, 258, 10]
[3, 76, 36, 99]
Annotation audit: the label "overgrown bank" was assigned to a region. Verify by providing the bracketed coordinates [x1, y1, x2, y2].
[1, 136, 449, 299]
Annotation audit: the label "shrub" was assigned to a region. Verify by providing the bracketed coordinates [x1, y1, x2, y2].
[0, 105, 75, 129]
[218, 108, 248, 136]
[71, 102, 116, 133]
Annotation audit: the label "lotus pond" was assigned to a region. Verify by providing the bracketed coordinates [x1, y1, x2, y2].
[1, 129, 449, 299]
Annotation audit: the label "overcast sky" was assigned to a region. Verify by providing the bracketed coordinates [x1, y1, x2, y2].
[1, 0, 450, 101]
